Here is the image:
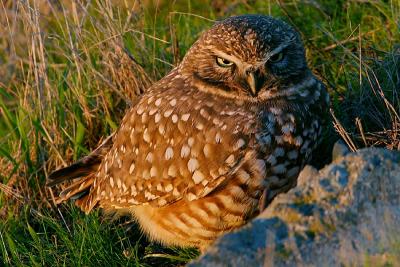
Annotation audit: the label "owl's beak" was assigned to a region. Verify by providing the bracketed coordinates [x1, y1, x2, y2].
[246, 71, 264, 96]
[246, 72, 257, 96]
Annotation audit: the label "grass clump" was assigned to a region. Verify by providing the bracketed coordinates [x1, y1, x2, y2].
[0, 0, 399, 266]
[334, 48, 400, 150]
[0, 204, 198, 266]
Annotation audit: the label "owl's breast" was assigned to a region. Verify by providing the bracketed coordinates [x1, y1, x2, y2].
[252, 101, 323, 195]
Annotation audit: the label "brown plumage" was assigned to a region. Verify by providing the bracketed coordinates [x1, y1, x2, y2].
[48, 15, 329, 250]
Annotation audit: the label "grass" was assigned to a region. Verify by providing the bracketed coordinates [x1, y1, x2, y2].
[1, 204, 198, 266]
[0, 0, 399, 266]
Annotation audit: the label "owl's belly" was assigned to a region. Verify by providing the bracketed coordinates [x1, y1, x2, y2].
[129, 181, 260, 249]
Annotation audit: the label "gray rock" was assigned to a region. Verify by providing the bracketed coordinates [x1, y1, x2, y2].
[189, 148, 400, 266]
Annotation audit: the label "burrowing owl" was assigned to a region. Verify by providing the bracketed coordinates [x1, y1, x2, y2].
[48, 15, 329, 250]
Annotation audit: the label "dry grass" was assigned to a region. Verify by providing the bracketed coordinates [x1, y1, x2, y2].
[0, 0, 156, 212]
[332, 47, 400, 151]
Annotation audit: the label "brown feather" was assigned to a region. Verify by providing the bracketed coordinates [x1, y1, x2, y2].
[56, 175, 94, 204]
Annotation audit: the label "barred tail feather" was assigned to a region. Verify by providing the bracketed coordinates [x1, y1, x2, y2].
[47, 133, 114, 212]
[57, 174, 98, 213]
[56, 175, 94, 204]
[47, 159, 100, 187]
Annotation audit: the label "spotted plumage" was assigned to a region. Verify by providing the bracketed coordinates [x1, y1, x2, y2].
[48, 15, 329, 250]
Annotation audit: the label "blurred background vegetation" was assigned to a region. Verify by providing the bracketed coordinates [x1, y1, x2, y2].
[0, 0, 399, 265]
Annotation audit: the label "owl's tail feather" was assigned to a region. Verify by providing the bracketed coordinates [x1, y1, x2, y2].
[47, 133, 114, 211]
[54, 174, 97, 213]
[55, 175, 94, 204]
[46, 157, 100, 187]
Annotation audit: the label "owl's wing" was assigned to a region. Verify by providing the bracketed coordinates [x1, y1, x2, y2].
[83, 87, 257, 210]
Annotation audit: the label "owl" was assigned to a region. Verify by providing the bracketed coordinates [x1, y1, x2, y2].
[48, 15, 329, 251]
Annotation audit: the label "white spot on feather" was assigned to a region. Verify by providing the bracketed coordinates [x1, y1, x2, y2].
[270, 107, 282, 115]
[212, 118, 221, 125]
[143, 129, 151, 143]
[156, 184, 163, 191]
[181, 145, 190, 158]
[172, 188, 180, 197]
[235, 138, 245, 150]
[187, 158, 199, 173]
[196, 123, 204, 130]
[300, 90, 310, 97]
[282, 123, 295, 134]
[215, 132, 222, 143]
[172, 114, 178, 123]
[187, 193, 197, 201]
[181, 113, 190, 121]
[146, 152, 153, 163]
[158, 124, 165, 135]
[164, 109, 173, 117]
[158, 199, 167, 206]
[169, 99, 177, 106]
[165, 184, 173, 192]
[274, 147, 285, 157]
[149, 108, 157, 116]
[155, 113, 161, 123]
[144, 191, 157, 200]
[225, 154, 235, 165]
[188, 137, 195, 147]
[192, 170, 205, 184]
[168, 165, 177, 177]
[128, 199, 139, 204]
[266, 155, 277, 165]
[295, 136, 303, 146]
[165, 147, 174, 160]
[150, 167, 157, 177]
[136, 106, 145, 115]
[203, 144, 212, 158]
[272, 164, 286, 174]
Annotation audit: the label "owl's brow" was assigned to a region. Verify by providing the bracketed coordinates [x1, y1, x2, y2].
[213, 50, 241, 66]
[255, 37, 297, 68]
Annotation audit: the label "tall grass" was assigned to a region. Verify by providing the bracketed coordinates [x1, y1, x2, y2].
[0, 0, 399, 265]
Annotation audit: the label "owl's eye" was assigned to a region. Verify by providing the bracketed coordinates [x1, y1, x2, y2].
[269, 52, 284, 63]
[216, 57, 234, 67]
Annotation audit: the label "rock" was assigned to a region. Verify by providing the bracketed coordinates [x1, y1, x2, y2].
[331, 139, 351, 161]
[189, 148, 400, 266]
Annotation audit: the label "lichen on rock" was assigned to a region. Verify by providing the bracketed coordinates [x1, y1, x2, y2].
[190, 147, 400, 266]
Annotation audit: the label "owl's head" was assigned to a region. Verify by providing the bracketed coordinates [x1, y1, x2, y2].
[180, 15, 311, 101]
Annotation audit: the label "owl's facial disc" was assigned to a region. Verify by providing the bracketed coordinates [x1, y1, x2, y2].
[181, 15, 309, 101]
[214, 51, 283, 97]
